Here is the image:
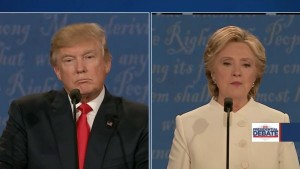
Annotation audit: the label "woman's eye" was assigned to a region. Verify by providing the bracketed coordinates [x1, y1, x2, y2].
[243, 63, 251, 67]
[223, 62, 231, 66]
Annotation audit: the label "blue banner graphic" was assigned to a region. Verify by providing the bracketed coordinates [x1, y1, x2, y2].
[281, 123, 300, 142]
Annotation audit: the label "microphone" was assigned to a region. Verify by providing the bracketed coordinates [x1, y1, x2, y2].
[224, 97, 233, 169]
[69, 89, 81, 169]
[224, 97, 233, 113]
[70, 89, 82, 107]
[70, 88, 81, 124]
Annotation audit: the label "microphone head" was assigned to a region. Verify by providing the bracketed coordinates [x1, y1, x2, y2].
[224, 97, 233, 112]
[69, 89, 82, 104]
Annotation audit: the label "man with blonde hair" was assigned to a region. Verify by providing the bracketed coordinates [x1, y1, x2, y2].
[0, 23, 148, 169]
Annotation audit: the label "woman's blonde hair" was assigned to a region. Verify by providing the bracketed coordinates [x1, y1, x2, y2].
[203, 26, 266, 98]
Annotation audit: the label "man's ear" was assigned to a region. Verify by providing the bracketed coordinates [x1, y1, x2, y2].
[105, 60, 111, 74]
[53, 66, 62, 80]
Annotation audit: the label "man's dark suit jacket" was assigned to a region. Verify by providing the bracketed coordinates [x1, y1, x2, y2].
[0, 89, 148, 169]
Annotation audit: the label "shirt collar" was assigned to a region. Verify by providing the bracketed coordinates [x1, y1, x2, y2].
[68, 87, 105, 114]
[86, 88, 105, 114]
[209, 97, 256, 114]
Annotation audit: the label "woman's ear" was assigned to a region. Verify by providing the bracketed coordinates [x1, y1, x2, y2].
[211, 72, 215, 81]
[211, 72, 218, 85]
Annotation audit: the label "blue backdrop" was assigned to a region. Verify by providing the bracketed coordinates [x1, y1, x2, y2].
[152, 14, 300, 169]
[0, 13, 149, 132]
[1, 13, 300, 169]
[1, 1, 300, 12]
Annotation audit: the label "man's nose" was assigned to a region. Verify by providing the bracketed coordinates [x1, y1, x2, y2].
[76, 59, 87, 73]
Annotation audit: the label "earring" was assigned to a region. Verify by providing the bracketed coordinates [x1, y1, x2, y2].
[212, 79, 216, 85]
[252, 82, 255, 88]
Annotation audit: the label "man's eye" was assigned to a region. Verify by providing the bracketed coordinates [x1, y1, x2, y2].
[85, 55, 95, 59]
[63, 57, 74, 63]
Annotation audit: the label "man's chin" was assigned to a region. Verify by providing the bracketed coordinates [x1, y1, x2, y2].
[79, 88, 101, 97]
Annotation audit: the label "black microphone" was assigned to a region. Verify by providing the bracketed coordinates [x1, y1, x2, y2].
[70, 88, 81, 122]
[69, 89, 81, 169]
[70, 89, 82, 107]
[224, 97, 233, 169]
[224, 97, 233, 113]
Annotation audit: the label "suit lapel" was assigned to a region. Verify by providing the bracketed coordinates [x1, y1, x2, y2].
[84, 92, 121, 169]
[48, 90, 77, 169]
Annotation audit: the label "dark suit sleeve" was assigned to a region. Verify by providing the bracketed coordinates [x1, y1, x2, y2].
[126, 102, 148, 169]
[134, 122, 148, 169]
[118, 98, 149, 169]
[0, 100, 27, 169]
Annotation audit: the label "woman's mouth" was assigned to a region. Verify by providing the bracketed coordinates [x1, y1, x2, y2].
[231, 82, 242, 87]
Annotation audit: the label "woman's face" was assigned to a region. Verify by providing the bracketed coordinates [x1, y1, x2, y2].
[211, 42, 257, 103]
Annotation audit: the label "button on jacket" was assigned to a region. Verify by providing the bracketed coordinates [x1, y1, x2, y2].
[168, 98, 299, 169]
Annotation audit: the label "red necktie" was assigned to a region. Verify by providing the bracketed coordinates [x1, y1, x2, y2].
[77, 102, 92, 169]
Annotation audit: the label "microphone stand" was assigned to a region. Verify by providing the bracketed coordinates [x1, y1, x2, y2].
[70, 89, 81, 169]
[224, 97, 233, 169]
[226, 107, 230, 169]
[72, 99, 79, 169]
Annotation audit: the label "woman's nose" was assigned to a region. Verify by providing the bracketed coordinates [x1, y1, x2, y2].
[232, 65, 241, 77]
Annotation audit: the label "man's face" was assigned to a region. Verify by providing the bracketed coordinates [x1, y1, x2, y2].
[53, 40, 111, 101]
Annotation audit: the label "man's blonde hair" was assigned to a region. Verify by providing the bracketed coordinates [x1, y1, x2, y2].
[50, 23, 112, 66]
